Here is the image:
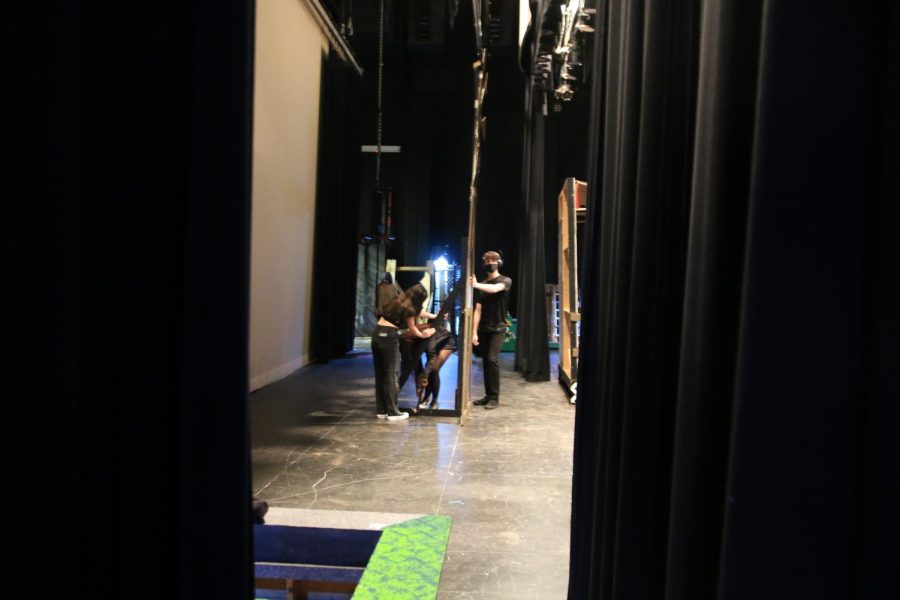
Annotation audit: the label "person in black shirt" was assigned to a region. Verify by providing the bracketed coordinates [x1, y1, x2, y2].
[375, 272, 402, 317]
[471, 251, 513, 410]
[372, 283, 435, 421]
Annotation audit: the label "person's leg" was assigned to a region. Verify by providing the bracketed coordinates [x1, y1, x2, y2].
[400, 337, 428, 391]
[473, 331, 495, 405]
[398, 337, 415, 389]
[430, 348, 452, 407]
[372, 327, 391, 416]
[420, 333, 451, 398]
[427, 371, 440, 407]
[418, 371, 434, 407]
[419, 347, 451, 408]
[413, 339, 427, 395]
[372, 334, 383, 414]
[483, 331, 504, 409]
[472, 333, 490, 405]
[418, 344, 437, 398]
[384, 332, 402, 417]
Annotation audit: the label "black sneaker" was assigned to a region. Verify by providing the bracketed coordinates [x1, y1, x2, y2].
[484, 400, 499, 410]
[473, 397, 490, 406]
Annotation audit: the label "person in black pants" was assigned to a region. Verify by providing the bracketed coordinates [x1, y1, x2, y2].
[416, 317, 458, 409]
[397, 305, 438, 395]
[372, 283, 434, 421]
[471, 251, 513, 410]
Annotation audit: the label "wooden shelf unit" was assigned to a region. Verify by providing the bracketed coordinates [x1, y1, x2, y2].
[557, 178, 587, 400]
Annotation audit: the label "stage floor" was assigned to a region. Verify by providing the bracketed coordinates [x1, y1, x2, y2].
[250, 349, 574, 599]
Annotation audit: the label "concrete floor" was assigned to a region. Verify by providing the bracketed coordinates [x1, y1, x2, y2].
[250, 347, 575, 599]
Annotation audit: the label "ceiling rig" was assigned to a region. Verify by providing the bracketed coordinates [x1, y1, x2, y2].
[532, 0, 595, 107]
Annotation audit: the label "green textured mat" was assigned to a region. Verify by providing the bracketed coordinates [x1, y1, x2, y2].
[352, 515, 452, 599]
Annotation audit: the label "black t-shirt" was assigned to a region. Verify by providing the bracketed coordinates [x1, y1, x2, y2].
[380, 297, 416, 329]
[475, 275, 512, 332]
[375, 281, 401, 317]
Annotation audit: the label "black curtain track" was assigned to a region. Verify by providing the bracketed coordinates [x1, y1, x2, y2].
[569, 1, 899, 599]
[310, 51, 363, 362]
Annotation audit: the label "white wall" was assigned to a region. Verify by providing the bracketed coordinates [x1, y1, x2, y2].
[249, 0, 328, 391]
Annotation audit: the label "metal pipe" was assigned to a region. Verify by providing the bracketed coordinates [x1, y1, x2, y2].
[299, 0, 363, 76]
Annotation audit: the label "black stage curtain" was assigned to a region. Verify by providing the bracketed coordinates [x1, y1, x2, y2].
[310, 52, 362, 362]
[514, 79, 552, 381]
[14, 0, 256, 597]
[570, 1, 899, 599]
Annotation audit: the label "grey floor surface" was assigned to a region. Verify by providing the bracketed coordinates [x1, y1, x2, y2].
[250, 347, 575, 599]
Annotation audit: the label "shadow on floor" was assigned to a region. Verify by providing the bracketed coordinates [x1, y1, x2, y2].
[250, 350, 574, 599]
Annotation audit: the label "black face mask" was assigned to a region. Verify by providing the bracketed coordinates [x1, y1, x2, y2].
[484, 263, 499, 274]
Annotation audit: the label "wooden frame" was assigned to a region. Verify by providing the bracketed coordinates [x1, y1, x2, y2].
[558, 178, 586, 402]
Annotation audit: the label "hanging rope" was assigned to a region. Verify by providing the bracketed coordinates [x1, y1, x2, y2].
[370, 0, 386, 322]
[375, 0, 384, 185]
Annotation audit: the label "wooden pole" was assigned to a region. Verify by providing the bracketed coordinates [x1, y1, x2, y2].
[457, 49, 488, 426]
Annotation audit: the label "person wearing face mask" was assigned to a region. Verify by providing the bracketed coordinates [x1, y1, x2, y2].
[470, 251, 513, 410]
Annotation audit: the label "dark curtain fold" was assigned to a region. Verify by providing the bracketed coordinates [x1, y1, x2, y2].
[310, 52, 363, 362]
[718, 3, 898, 597]
[514, 81, 551, 381]
[664, 0, 762, 597]
[567, 0, 609, 591]
[20, 0, 255, 596]
[570, 1, 899, 598]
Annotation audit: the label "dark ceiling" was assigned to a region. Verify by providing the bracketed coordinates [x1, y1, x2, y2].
[317, 1, 591, 290]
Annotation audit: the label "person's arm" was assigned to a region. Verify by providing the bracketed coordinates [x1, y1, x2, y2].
[406, 316, 435, 338]
[419, 310, 438, 320]
[472, 302, 482, 346]
[470, 275, 508, 294]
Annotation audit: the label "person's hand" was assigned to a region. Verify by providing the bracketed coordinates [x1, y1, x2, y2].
[470, 275, 479, 289]
[422, 327, 436, 338]
[472, 332, 479, 346]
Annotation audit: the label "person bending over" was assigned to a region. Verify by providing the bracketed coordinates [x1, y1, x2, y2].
[398, 306, 438, 394]
[372, 284, 434, 421]
[416, 315, 458, 409]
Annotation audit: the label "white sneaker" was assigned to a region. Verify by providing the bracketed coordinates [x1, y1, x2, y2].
[376, 414, 388, 419]
[386, 412, 409, 421]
